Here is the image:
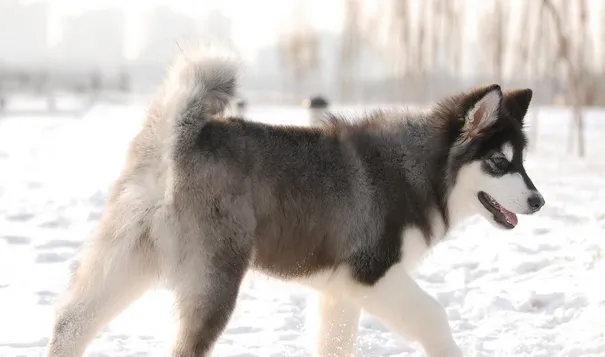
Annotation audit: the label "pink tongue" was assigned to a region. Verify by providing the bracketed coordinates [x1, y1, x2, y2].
[499, 207, 518, 226]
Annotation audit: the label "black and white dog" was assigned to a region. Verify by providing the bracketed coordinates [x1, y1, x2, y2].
[44, 47, 544, 357]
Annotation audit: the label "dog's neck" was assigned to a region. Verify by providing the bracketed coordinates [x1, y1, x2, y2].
[446, 176, 478, 231]
[363, 118, 470, 244]
[390, 116, 477, 242]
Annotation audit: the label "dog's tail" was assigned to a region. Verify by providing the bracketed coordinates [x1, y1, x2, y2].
[161, 45, 239, 158]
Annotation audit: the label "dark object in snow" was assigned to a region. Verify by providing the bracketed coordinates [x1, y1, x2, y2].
[302, 95, 329, 109]
[236, 99, 247, 109]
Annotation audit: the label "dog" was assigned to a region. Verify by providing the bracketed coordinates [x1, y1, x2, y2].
[43, 46, 545, 357]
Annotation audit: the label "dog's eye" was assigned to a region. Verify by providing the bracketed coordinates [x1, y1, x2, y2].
[490, 156, 509, 170]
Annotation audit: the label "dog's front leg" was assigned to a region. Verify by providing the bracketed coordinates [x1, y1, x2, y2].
[308, 291, 360, 357]
[347, 264, 463, 357]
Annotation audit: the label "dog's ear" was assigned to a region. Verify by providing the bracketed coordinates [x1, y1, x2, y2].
[503, 88, 532, 125]
[460, 84, 502, 139]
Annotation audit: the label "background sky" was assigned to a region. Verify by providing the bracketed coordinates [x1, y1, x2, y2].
[28, 0, 604, 73]
[34, 0, 346, 62]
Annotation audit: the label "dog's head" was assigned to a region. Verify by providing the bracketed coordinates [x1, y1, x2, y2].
[443, 84, 545, 230]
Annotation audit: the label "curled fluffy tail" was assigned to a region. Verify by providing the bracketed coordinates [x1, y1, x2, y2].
[161, 45, 239, 158]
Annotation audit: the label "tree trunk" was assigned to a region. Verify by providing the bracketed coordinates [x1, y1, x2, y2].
[574, 104, 585, 156]
[542, 0, 586, 157]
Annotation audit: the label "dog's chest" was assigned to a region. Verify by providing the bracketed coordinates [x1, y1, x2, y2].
[400, 216, 445, 272]
[400, 227, 430, 272]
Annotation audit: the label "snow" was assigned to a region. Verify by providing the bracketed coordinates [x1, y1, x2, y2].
[0, 100, 604, 357]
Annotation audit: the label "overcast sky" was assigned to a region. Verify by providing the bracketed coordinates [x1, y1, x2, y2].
[12, 0, 605, 79]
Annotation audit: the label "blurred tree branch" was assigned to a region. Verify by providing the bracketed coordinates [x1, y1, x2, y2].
[278, 0, 319, 97]
[481, 0, 509, 82]
[339, 0, 363, 102]
[542, 0, 589, 156]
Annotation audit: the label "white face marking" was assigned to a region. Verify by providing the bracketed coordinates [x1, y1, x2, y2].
[502, 143, 514, 161]
[447, 165, 482, 227]
[480, 170, 535, 214]
[448, 157, 541, 230]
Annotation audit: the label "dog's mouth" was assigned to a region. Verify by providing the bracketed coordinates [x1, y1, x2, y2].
[477, 191, 518, 229]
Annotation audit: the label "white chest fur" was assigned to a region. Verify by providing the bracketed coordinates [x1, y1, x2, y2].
[401, 213, 447, 273]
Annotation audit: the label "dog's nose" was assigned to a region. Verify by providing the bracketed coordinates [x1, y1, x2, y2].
[528, 193, 545, 212]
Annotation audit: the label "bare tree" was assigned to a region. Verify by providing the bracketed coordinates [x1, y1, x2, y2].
[379, 0, 448, 101]
[429, 0, 463, 98]
[515, 1, 542, 149]
[440, 0, 462, 75]
[339, 0, 363, 102]
[277, 0, 319, 97]
[383, 0, 412, 97]
[480, 0, 509, 82]
[542, 0, 590, 156]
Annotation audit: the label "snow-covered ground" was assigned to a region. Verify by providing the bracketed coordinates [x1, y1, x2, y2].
[0, 100, 604, 357]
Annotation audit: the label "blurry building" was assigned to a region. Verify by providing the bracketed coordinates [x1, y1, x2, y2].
[0, 0, 50, 71]
[130, 6, 200, 90]
[49, 8, 126, 90]
[201, 9, 232, 43]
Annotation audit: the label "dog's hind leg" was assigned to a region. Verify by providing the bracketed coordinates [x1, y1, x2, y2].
[166, 193, 254, 357]
[44, 213, 158, 357]
[169, 251, 249, 357]
[309, 292, 360, 357]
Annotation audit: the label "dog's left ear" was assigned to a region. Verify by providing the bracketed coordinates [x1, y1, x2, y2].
[503, 88, 532, 125]
[461, 84, 502, 139]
